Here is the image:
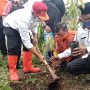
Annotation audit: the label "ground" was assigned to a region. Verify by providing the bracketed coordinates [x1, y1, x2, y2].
[0, 57, 90, 90]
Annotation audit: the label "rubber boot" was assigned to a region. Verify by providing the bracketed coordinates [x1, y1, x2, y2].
[23, 51, 41, 73]
[8, 55, 19, 81]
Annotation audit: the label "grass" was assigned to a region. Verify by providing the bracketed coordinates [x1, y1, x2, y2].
[0, 58, 12, 90]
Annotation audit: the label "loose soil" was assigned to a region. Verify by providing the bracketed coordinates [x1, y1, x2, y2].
[10, 64, 90, 90]
[0, 59, 90, 90]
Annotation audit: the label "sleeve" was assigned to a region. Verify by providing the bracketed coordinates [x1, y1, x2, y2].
[73, 35, 76, 41]
[2, 1, 12, 16]
[54, 13, 61, 25]
[86, 47, 90, 53]
[76, 27, 87, 47]
[18, 21, 33, 49]
[77, 27, 90, 55]
[33, 26, 38, 33]
[58, 48, 71, 59]
[76, 27, 82, 44]
[58, 0, 65, 17]
[32, 22, 39, 34]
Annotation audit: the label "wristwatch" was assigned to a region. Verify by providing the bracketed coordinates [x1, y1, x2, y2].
[42, 21, 47, 28]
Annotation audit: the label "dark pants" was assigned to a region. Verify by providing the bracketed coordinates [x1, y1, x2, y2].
[3, 27, 30, 68]
[3, 27, 29, 55]
[67, 55, 90, 75]
[0, 17, 7, 56]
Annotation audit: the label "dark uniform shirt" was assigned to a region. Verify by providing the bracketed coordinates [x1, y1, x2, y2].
[43, 0, 65, 34]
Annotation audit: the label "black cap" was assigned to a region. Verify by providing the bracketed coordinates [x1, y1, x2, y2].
[79, 2, 90, 14]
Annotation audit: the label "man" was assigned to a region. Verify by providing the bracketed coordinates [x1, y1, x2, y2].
[43, 0, 65, 35]
[67, 25, 90, 74]
[42, 0, 65, 62]
[0, 0, 8, 60]
[79, 2, 90, 22]
[67, 2, 90, 75]
[52, 21, 90, 74]
[54, 2, 90, 75]
[51, 22, 76, 69]
[2, 0, 25, 69]
[3, 1, 48, 81]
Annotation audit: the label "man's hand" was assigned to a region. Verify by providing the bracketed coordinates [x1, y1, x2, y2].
[38, 54, 45, 63]
[29, 47, 45, 63]
[44, 25, 51, 33]
[50, 56, 63, 69]
[72, 47, 87, 57]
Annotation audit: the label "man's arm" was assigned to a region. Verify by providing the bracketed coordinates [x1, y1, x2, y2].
[29, 46, 45, 63]
[18, 20, 45, 63]
[57, 48, 71, 59]
[42, 21, 51, 32]
[33, 33, 38, 46]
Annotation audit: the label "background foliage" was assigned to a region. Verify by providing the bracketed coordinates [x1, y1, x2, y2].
[62, 0, 84, 30]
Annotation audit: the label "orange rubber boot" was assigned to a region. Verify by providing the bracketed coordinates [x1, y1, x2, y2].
[23, 51, 41, 73]
[8, 55, 19, 81]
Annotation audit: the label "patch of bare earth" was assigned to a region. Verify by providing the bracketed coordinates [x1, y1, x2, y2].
[10, 64, 90, 90]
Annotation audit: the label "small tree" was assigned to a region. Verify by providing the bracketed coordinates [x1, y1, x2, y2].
[38, 23, 54, 55]
[62, 0, 84, 30]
